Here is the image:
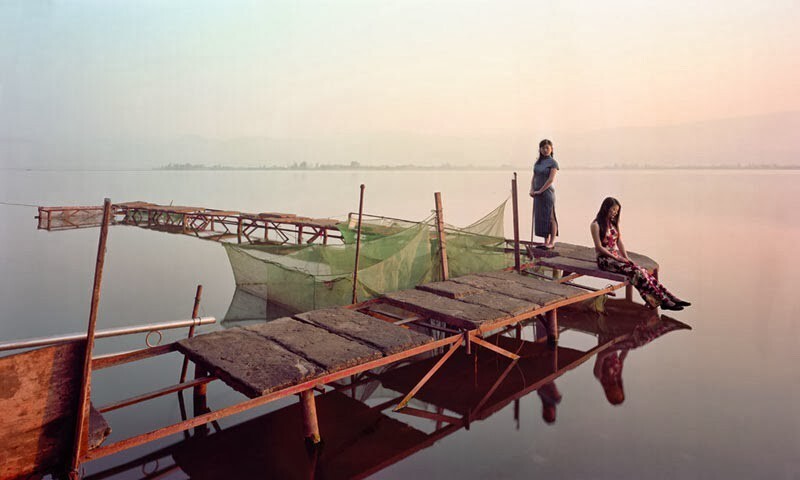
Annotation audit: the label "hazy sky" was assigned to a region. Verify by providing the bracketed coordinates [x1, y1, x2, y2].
[1, 1, 799, 165]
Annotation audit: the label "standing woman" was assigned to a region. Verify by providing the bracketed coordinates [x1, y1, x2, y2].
[530, 139, 559, 248]
[590, 197, 690, 311]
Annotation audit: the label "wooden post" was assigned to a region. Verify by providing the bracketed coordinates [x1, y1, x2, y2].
[625, 284, 633, 301]
[193, 366, 210, 436]
[179, 285, 203, 383]
[552, 267, 563, 281]
[545, 309, 559, 345]
[352, 184, 365, 304]
[237, 217, 243, 244]
[68, 198, 112, 480]
[297, 225, 303, 244]
[512, 173, 521, 273]
[300, 390, 321, 445]
[434, 192, 449, 281]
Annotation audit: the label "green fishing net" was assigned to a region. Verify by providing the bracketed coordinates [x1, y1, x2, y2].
[223, 201, 513, 315]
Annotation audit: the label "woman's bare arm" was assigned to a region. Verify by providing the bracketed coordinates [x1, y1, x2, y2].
[533, 168, 557, 195]
[590, 221, 617, 258]
[617, 233, 632, 263]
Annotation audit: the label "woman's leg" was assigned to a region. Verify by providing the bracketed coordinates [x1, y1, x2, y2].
[599, 258, 660, 308]
[545, 207, 558, 247]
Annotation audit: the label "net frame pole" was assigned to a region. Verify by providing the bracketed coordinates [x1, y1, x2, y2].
[512, 173, 521, 273]
[179, 285, 203, 383]
[434, 192, 449, 281]
[68, 198, 112, 480]
[352, 184, 365, 304]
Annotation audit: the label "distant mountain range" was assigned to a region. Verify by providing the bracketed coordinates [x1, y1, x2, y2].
[2, 111, 798, 170]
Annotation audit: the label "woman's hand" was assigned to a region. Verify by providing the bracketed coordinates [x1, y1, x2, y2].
[530, 189, 538, 197]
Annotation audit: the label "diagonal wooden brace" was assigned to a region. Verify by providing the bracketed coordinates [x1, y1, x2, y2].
[470, 336, 521, 361]
[472, 357, 519, 414]
[397, 406, 462, 425]
[394, 337, 461, 411]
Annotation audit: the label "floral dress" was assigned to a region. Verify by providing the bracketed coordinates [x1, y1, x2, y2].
[596, 223, 674, 308]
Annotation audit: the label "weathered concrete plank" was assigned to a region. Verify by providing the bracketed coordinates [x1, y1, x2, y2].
[178, 328, 321, 398]
[551, 242, 597, 262]
[294, 308, 433, 356]
[535, 257, 628, 282]
[479, 271, 585, 298]
[416, 280, 485, 299]
[527, 242, 658, 274]
[245, 318, 382, 372]
[382, 289, 508, 330]
[451, 274, 562, 306]
[459, 291, 539, 316]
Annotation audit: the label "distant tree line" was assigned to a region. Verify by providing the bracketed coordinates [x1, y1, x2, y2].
[156, 161, 517, 171]
[156, 162, 799, 171]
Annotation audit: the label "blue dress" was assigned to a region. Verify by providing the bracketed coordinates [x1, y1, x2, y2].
[532, 156, 559, 238]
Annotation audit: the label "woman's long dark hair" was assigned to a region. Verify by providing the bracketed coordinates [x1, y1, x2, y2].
[536, 138, 554, 162]
[595, 197, 621, 241]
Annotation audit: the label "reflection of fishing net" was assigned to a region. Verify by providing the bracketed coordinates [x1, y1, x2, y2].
[224, 201, 513, 313]
[37, 207, 108, 230]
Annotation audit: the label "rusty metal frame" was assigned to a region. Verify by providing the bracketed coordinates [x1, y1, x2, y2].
[82, 333, 462, 462]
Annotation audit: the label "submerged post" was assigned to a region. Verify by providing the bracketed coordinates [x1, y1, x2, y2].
[179, 285, 204, 383]
[512, 173, 521, 273]
[434, 192, 449, 281]
[68, 198, 112, 479]
[352, 184, 365, 304]
[300, 390, 321, 446]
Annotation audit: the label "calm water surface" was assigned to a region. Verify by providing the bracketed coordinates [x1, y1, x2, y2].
[1, 169, 798, 479]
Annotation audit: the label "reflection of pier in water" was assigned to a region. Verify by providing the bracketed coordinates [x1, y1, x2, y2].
[86, 300, 689, 480]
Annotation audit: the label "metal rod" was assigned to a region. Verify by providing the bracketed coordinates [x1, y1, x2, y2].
[472, 357, 519, 414]
[180, 285, 203, 383]
[93, 343, 176, 370]
[69, 198, 112, 479]
[98, 377, 216, 413]
[476, 282, 626, 335]
[0, 316, 216, 352]
[352, 184, 365, 304]
[512, 173, 521, 273]
[470, 336, 520, 360]
[434, 192, 449, 281]
[394, 338, 462, 411]
[397, 406, 461, 425]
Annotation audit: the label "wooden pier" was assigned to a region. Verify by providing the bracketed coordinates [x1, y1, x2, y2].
[37, 201, 344, 245]
[80, 300, 690, 480]
[8, 193, 669, 478]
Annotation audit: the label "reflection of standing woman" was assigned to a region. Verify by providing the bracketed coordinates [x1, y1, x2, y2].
[530, 139, 559, 248]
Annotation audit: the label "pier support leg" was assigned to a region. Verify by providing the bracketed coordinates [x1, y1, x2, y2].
[552, 268, 563, 281]
[545, 309, 558, 345]
[193, 366, 210, 436]
[300, 390, 321, 446]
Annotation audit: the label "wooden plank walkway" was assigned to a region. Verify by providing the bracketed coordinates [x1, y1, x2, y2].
[179, 269, 620, 407]
[384, 271, 587, 330]
[159, 267, 627, 457]
[178, 309, 434, 399]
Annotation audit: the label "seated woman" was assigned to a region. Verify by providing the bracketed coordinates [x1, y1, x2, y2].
[590, 197, 690, 311]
